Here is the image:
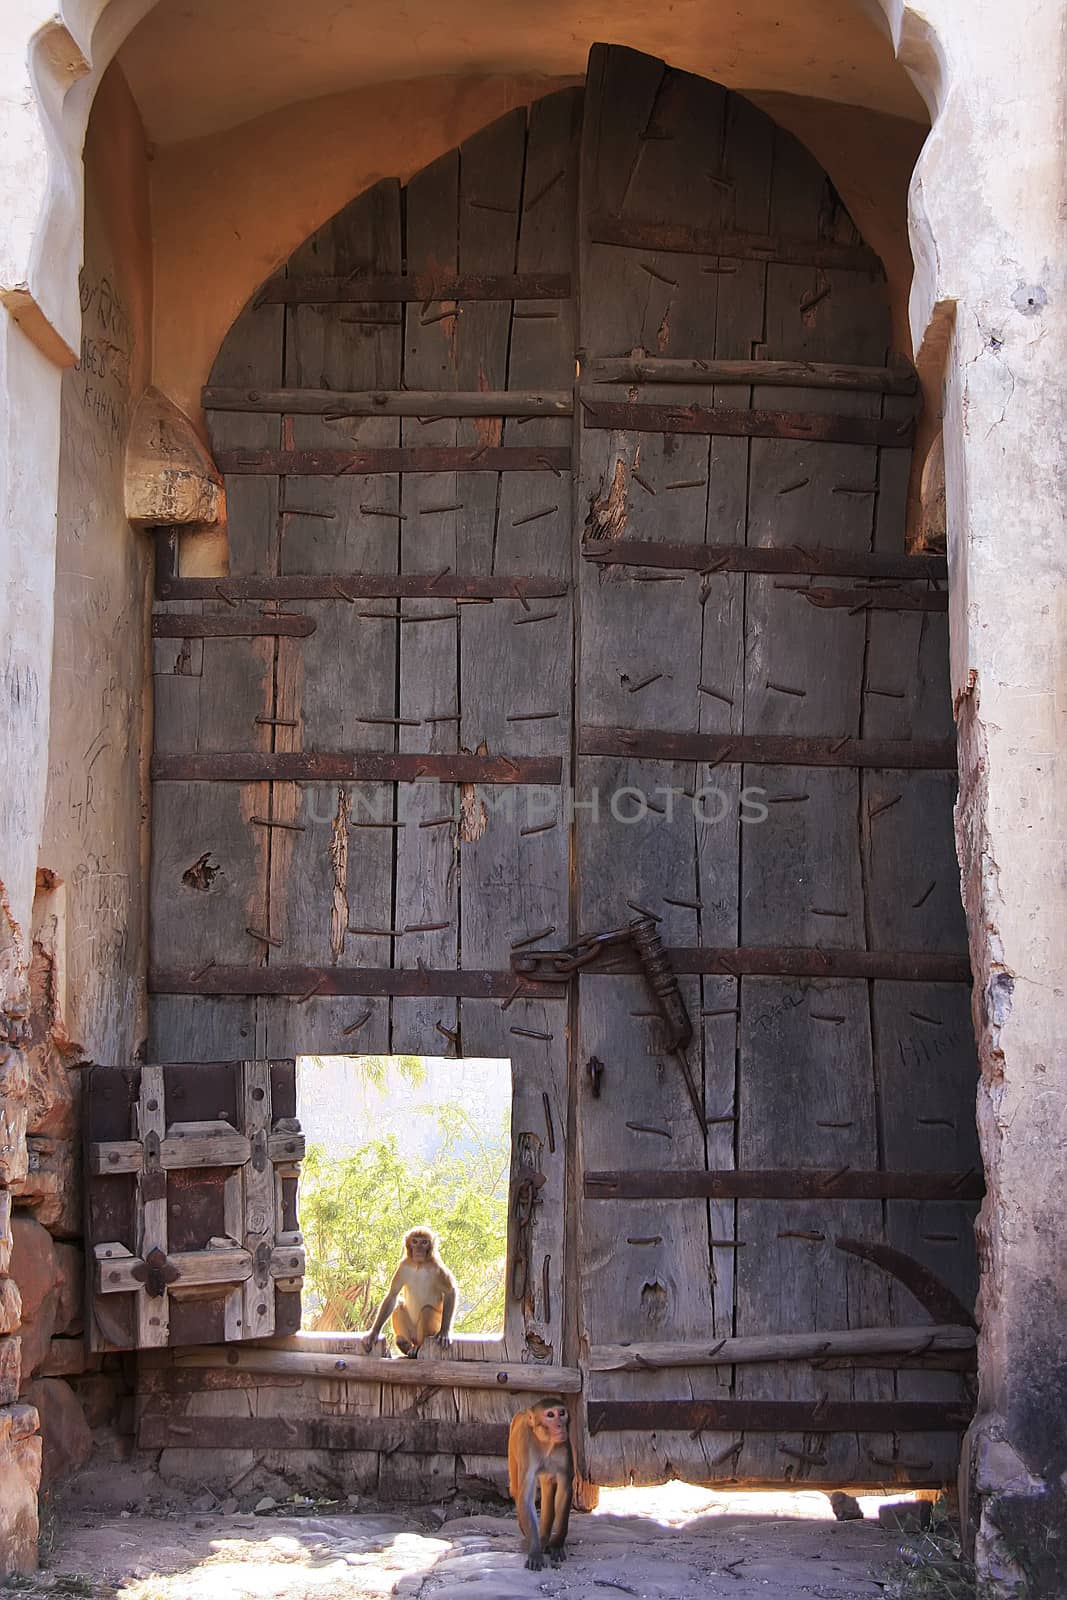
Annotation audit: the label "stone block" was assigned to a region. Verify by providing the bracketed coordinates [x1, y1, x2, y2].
[0, 1051, 30, 1188]
[19, 1378, 92, 1487]
[0, 1187, 11, 1273]
[53, 1241, 83, 1336]
[8, 1214, 57, 1381]
[0, 1336, 20, 1404]
[11, 1136, 80, 1237]
[0, 1276, 21, 1334]
[71, 1370, 121, 1428]
[0, 1402, 41, 1576]
[878, 1499, 933, 1532]
[24, 1044, 77, 1141]
[38, 1337, 88, 1378]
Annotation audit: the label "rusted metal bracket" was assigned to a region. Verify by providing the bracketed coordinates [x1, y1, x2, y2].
[834, 1237, 978, 1330]
[514, 916, 706, 1133]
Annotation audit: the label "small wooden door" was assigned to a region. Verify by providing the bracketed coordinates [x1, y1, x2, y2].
[85, 1060, 304, 1349]
[144, 45, 977, 1490]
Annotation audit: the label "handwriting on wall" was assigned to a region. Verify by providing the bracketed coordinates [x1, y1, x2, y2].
[76, 269, 133, 466]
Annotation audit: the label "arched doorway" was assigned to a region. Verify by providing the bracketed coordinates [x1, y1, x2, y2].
[88, 43, 978, 1497]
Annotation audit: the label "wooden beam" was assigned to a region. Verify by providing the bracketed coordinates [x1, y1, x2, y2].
[587, 1399, 971, 1435]
[584, 1169, 985, 1201]
[203, 387, 572, 417]
[138, 1413, 511, 1455]
[90, 1128, 305, 1176]
[169, 1345, 581, 1392]
[581, 398, 913, 448]
[152, 615, 316, 638]
[255, 272, 571, 305]
[216, 446, 571, 476]
[582, 538, 948, 582]
[151, 752, 563, 784]
[586, 1325, 977, 1372]
[157, 575, 568, 604]
[585, 357, 917, 394]
[149, 966, 567, 1002]
[96, 1247, 251, 1294]
[580, 726, 956, 771]
[588, 214, 882, 272]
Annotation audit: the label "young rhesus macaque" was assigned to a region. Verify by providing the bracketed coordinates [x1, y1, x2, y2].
[361, 1226, 457, 1356]
[508, 1398, 573, 1569]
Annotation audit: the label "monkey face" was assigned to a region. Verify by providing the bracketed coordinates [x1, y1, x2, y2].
[538, 1404, 569, 1445]
[406, 1231, 434, 1261]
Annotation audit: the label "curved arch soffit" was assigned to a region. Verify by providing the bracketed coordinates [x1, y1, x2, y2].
[20, 0, 946, 364]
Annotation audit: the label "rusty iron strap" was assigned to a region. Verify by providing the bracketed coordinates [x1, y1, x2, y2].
[834, 1237, 978, 1330]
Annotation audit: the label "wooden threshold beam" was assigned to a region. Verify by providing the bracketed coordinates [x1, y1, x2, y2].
[255, 272, 571, 305]
[584, 1169, 984, 1201]
[587, 1399, 971, 1435]
[203, 387, 571, 417]
[584, 357, 917, 394]
[151, 752, 562, 784]
[216, 446, 571, 475]
[581, 398, 912, 448]
[582, 538, 948, 582]
[586, 1326, 977, 1372]
[167, 1345, 581, 1393]
[580, 726, 956, 771]
[138, 1413, 510, 1455]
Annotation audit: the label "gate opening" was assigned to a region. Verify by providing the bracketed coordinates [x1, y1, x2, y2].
[296, 1054, 511, 1339]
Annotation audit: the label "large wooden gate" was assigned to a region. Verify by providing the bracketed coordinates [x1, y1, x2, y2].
[130, 44, 979, 1492]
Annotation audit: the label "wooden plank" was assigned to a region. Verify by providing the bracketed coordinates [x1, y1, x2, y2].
[150, 965, 565, 999]
[588, 1400, 970, 1433]
[215, 446, 571, 474]
[582, 538, 947, 580]
[139, 1413, 510, 1454]
[255, 272, 571, 304]
[587, 1325, 977, 1371]
[158, 575, 569, 603]
[584, 1171, 985, 1201]
[586, 357, 917, 393]
[587, 214, 882, 272]
[581, 398, 912, 447]
[237, 1060, 276, 1340]
[203, 387, 571, 417]
[581, 728, 955, 770]
[97, 1248, 251, 1294]
[170, 1347, 581, 1391]
[152, 615, 316, 638]
[151, 752, 563, 784]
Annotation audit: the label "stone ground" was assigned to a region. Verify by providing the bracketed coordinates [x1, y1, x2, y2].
[0, 1483, 922, 1600]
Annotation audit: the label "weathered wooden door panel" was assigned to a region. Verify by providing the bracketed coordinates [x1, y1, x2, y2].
[145, 50, 975, 1491]
[574, 43, 975, 1489]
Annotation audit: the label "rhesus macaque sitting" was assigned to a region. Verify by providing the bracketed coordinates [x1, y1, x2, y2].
[508, 1398, 573, 1569]
[361, 1226, 457, 1356]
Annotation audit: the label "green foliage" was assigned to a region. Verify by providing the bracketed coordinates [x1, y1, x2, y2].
[299, 1097, 509, 1337]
